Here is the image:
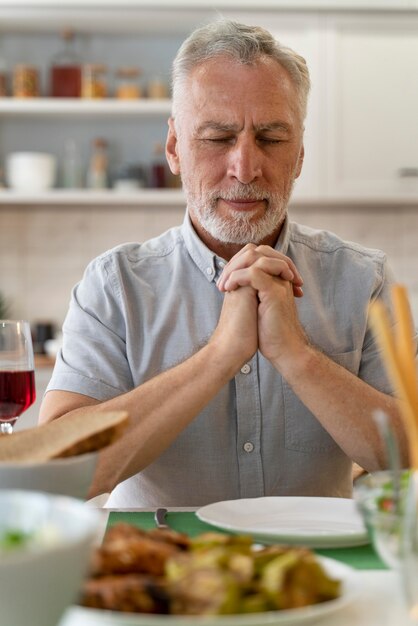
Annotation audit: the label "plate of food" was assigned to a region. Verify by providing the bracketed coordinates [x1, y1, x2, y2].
[60, 524, 361, 626]
[196, 497, 369, 549]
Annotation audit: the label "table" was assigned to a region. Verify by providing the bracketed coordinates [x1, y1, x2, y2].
[60, 509, 416, 626]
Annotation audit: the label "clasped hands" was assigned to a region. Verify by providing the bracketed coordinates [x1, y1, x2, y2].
[215, 244, 309, 371]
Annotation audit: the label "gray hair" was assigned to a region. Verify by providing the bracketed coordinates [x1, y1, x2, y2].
[172, 19, 311, 122]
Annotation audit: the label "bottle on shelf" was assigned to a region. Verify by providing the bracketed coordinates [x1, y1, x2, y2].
[150, 142, 167, 188]
[62, 139, 83, 188]
[87, 138, 108, 189]
[49, 29, 82, 98]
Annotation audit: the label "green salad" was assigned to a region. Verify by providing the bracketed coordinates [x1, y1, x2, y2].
[0, 524, 62, 554]
[0, 529, 34, 552]
[376, 470, 411, 514]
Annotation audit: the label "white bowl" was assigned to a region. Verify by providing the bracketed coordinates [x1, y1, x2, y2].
[6, 151, 57, 191]
[0, 451, 98, 499]
[0, 490, 101, 626]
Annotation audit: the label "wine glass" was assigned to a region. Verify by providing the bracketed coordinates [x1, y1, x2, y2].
[0, 320, 36, 434]
[401, 469, 418, 621]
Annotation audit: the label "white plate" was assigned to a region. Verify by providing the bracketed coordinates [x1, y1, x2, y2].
[196, 497, 368, 549]
[60, 557, 360, 626]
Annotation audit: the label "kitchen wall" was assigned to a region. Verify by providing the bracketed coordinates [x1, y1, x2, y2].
[1, 202, 418, 329]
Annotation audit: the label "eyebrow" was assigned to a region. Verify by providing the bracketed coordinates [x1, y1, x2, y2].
[195, 120, 291, 134]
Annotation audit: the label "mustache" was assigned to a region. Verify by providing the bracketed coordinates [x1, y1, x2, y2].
[208, 184, 273, 202]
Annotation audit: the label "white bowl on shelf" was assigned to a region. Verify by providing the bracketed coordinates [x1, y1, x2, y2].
[0, 489, 101, 626]
[6, 151, 57, 191]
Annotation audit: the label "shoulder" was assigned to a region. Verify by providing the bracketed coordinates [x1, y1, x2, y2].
[88, 225, 185, 273]
[288, 221, 387, 270]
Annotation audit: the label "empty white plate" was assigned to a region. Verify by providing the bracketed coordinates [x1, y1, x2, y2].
[196, 497, 369, 548]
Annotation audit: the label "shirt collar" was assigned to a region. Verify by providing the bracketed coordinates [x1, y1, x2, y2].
[181, 211, 220, 283]
[273, 214, 291, 255]
[181, 210, 291, 282]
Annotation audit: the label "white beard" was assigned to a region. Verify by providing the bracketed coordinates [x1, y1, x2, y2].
[183, 181, 293, 245]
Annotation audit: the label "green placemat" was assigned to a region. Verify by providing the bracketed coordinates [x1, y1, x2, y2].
[107, 511, 387, 571]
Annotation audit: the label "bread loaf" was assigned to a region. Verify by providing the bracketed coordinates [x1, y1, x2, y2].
[0, 411, 129, 462]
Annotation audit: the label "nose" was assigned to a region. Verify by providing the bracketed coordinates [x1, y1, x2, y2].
[226, 136, 262, 184]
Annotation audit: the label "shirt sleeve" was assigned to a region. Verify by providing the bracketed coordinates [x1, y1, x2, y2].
[46, 251, 134, 401]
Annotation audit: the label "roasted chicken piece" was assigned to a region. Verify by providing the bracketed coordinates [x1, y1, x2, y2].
[81, 574, 170, 614]
[90, 523, 188, 577]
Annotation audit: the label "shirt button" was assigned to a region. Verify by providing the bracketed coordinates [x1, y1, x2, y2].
[243, 441, 254, 453]
[219, 261, 226, 269]
[206, 267, 214, 276]
[240, 363, 251, 374]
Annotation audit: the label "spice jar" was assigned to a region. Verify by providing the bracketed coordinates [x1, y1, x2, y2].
[0, 57, 7, 97]
[81, 64, 107, 98]
[12, 64, 40, 98]
[147, 77, 168, 99]
[0, 72, 7, 97]
[115, 66, 142, 100]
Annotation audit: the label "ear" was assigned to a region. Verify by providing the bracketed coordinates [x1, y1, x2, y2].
[294, 143, 304, 179]
[165, 117, 181, 175]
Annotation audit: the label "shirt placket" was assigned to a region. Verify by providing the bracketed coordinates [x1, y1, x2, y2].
[235, 352, 264, 498]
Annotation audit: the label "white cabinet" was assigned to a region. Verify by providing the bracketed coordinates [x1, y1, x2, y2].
[325, 15, 418, 200]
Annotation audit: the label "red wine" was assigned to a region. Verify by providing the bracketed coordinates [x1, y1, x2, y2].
[0, 370, 36, 423]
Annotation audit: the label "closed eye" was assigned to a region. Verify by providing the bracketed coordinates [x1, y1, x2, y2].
[258, 137, 283, 145]
[204, 136, 235, 143]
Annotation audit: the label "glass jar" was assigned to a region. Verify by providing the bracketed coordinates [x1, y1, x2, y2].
[115, 67, 142, 99]
[0, 71, 7, 97]
[81, 64, 107, 99]
[12, 64, 40, 98]
[147, 76, 168, 99]
[0, 57, 7, 97]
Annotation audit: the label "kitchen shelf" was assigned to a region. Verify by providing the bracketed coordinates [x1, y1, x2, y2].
[1, 188, 418, 208]
[0, 188, 185, 206]
[0, 98, 172, 117]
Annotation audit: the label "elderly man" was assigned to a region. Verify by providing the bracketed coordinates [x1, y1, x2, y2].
[40, 20, 407, 506]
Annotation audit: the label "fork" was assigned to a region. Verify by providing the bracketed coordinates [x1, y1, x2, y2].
[154, 507, 170, 529]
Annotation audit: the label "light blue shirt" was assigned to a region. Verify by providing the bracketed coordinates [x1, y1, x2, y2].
[48, 212, 397, 507]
